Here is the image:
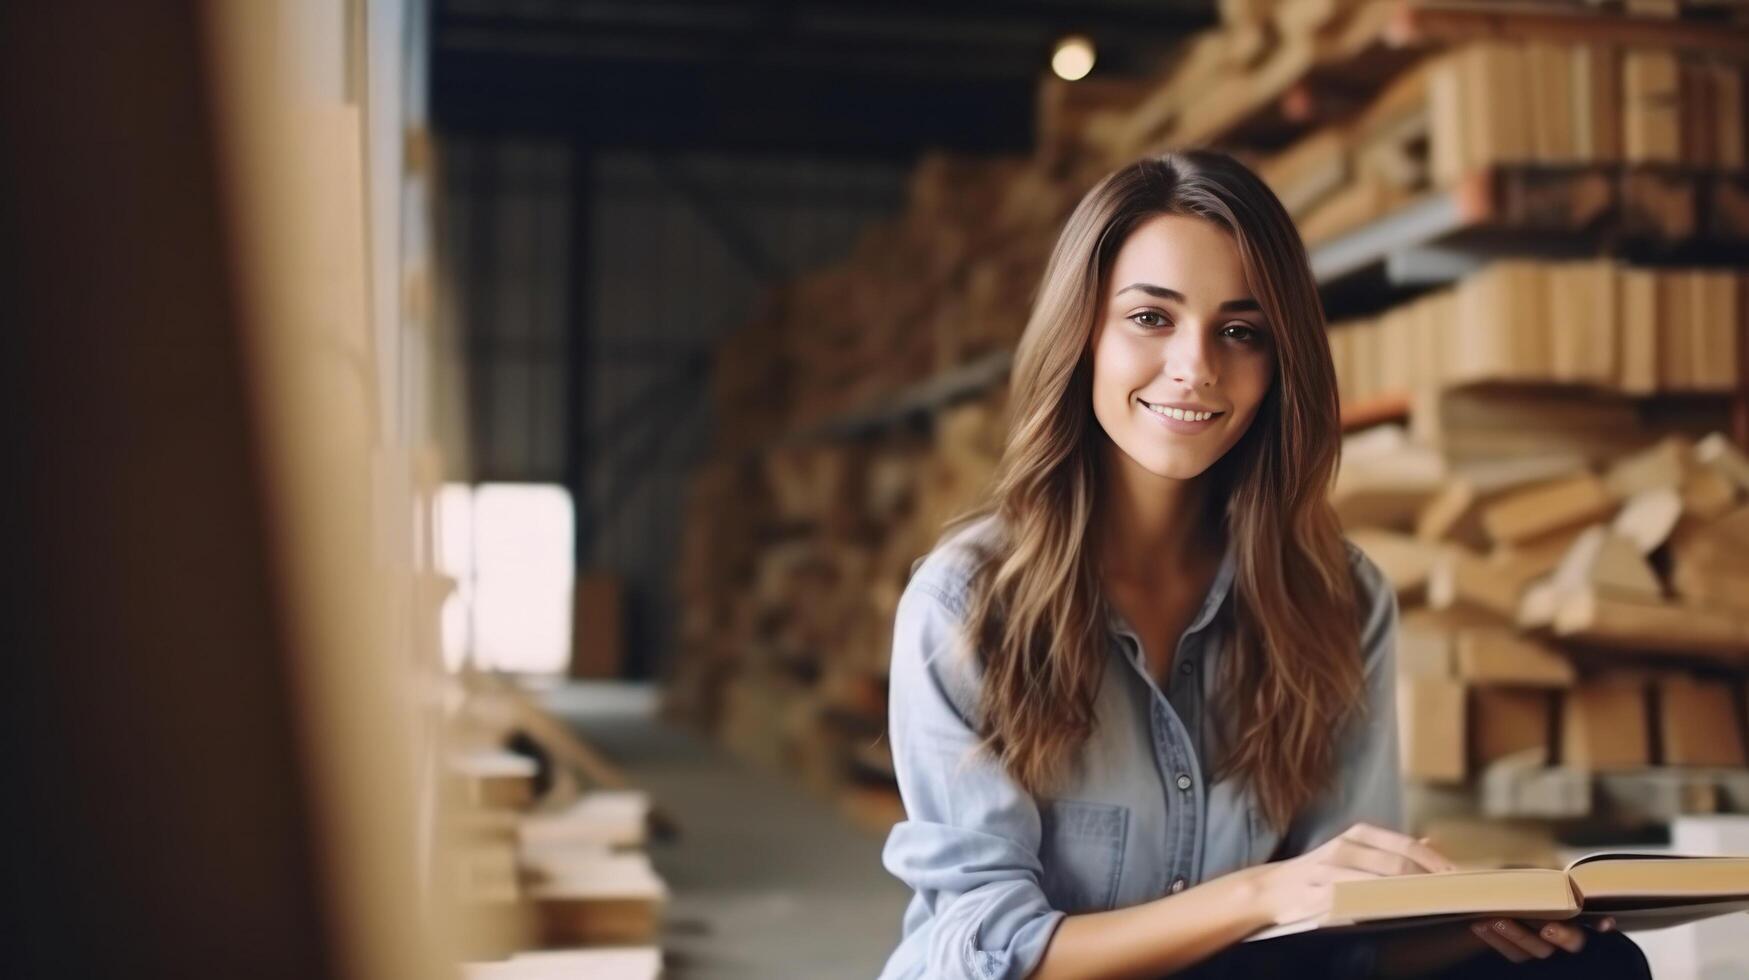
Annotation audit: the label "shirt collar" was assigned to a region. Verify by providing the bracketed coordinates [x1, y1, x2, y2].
[1103, 536, 1238, 653]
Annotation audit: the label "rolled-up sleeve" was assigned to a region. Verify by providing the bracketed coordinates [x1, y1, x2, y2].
[1282, 542, 1405, 854]
[881, 572, 1066, 980]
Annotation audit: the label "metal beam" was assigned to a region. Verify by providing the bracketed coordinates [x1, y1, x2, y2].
[432, 51, 1036, 152]
[565, 143, 593, 565]
[647, 153, 782, 284]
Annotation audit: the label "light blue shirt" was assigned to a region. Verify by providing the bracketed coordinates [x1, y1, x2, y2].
[877, 514, 1402, 980]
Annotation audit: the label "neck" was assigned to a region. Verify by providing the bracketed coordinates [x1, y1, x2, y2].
[1096, 439, 1221, 586]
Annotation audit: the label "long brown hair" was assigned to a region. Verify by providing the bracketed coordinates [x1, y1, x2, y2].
[938, 150, 1364, 833]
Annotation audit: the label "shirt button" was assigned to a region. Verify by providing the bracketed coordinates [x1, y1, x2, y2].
[1176, 773, 1192, 790]
[1179, 661, 1194, 675]
[1170, 877, 1186, 893]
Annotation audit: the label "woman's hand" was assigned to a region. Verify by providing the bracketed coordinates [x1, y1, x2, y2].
[1466, 915, 1618, 963]
[1251, 822, 1456, 926]
[1373, 916, 1620, 977]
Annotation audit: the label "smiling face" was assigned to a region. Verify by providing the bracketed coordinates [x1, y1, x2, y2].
[1089, 212, 1276, 482]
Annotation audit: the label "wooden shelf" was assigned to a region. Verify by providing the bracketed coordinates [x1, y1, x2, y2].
[1392, 1, 1749, 55]
[1309, 164, 1749, 290]
[1341, 390, 1414, 431]
[1196, 1, 1749, 153]
[786, 349, 1013, 443]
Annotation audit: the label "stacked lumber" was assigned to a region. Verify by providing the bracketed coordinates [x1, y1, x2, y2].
[665, 391, 1008, 831]
[1260, 40, 1749, 247]
[1327, 261, 1746, 405]
[1344, 419, 1749, 840]
[1436, 41, 1742, 177]
[709, 156, 1068, 439]
[448, 675, 668, 974]
[703, 1, 1749, 445]
[1259, 55, 1438, 245]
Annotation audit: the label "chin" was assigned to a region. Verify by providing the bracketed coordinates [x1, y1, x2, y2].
[1131, 446, 1215, 481]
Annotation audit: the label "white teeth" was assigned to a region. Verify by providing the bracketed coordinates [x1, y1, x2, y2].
[1141, 401, 1214, 422]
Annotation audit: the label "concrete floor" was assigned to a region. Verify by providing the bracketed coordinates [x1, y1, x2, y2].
[541, 681, 911, 979]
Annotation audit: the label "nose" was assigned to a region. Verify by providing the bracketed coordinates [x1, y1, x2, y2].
[1164, 324, 1216, 388]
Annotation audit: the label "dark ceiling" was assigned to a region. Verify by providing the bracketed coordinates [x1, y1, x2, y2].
[432, 0, 1215, 157]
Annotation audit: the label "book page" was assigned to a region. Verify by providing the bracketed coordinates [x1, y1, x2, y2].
[1244, 869, 1577, 942]
[1568, 854, 1749, 903]
[1332, 868, 1577, 923]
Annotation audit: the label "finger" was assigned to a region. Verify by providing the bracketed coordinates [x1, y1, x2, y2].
[1597, 916, 1617, 933]
[1315, 865, 1385, 884]
[1532, 920, 1586, 954]
[1329, 838, 1443, 878]
[1413, 835, 1460, 873]
[1328, 839, 1417, 877]
[1489, 918, 1557, 959]
[1470, 921, 1531, 963]
[1339, 823, 1457, 873]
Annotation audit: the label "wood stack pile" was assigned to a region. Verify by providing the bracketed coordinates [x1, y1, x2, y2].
[1328, 261, 1745, 407]
[1343, 415, 1749, 861]
[448, 675, 667, 978]
[1258, 37, 1749, 248]
[1063, 1, 1749, 252]
[708, 154, 1073, 442]
[666, 391, 1008, 833]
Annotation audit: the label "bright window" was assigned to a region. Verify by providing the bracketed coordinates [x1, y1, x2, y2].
[437, 482, 573, 674]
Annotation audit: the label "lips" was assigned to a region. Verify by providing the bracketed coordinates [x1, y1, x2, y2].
[1137, 397, 1223, 433]
[1137, 398, 1222, 422]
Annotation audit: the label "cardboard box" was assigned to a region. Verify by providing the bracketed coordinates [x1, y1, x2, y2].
[1561, 678, 1651, 771]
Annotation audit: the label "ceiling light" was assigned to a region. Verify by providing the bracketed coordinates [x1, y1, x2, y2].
[1051, 34, 1095, 81]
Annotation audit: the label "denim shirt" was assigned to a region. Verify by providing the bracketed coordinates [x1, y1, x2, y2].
[877, 514, 1402, 980]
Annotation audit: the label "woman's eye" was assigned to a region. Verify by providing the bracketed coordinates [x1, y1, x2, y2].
[1222, 324, 1260, 343]
[1130, 311, 1168, 328]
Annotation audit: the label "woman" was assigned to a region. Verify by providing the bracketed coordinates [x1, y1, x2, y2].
[875, 151, 1649, 980]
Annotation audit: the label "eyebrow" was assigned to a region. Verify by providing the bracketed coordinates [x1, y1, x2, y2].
[1115, 282, 1261, 313]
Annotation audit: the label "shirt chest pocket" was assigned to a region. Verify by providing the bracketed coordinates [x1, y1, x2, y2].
[1035, 798, 1129, 913]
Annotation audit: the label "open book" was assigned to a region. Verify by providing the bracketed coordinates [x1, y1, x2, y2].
[1247, 853, 1749, 942]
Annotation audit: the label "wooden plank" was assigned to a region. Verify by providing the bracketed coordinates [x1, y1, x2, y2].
[1390, 2, 1749, 55]
[1553, 589, 1749, 659]
[1624, 49, 1683, 165]
[1428, 545, 1525, 621]
[1480, 472, 1614, 545]
[1454, 630, 1576, 687]
[1340, 389, 1413, 430]
[525, 850, 668, 946]
[1473, 688, 1555, 770]
[1611, 486, 1684, 553]
[464, 948, 663, 980]
[451, 750, 538, 811]
[1655, 674, 1747, 767]
[1561, 678, 1652, 771]
[468, 671, 682, 839]
[1400, 676, 1469, 782]
[519, 791, 650, 851]
[1347, 527, 1444, 596]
